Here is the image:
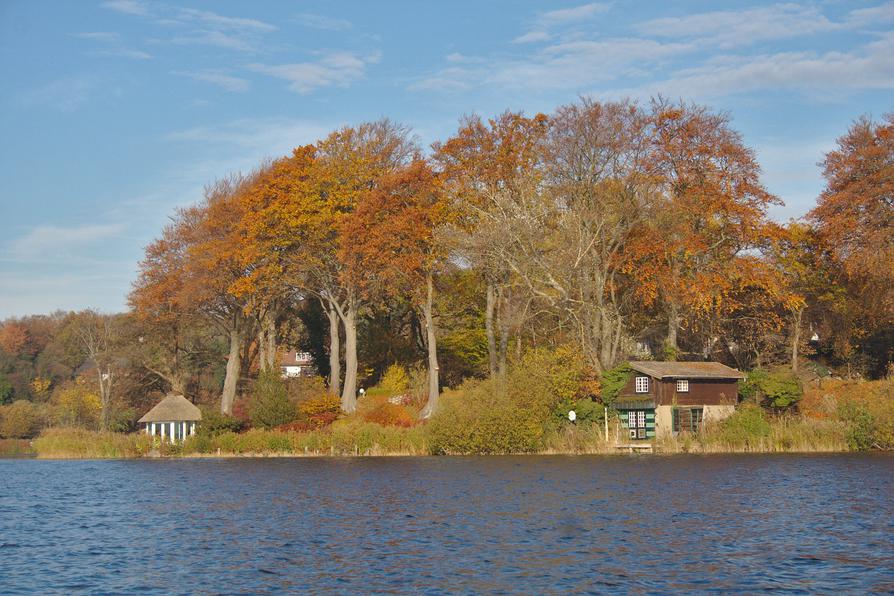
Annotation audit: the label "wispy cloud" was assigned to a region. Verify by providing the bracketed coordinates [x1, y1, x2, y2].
[413, 37, 692, 93]
[6, 223, 127, 262]
[541, 2, 611, 25]
[73, 31, 120, 42]
[21, 76, 94, 111]
[175, 7, 276, 32]
[513, 31, 553, 44]
[102, 0, 148, 16]
[103, 2, 275, 53]
[171, 30, 257, 52]
[163, 117, 332, 153]
[92, 48, 152, 59]
[616, 33, 894, 100]
[248, 51, 380, 94]
[173, 70, 250, 92]
[293, 13, 353, 31]
[636, 4, 837, 49]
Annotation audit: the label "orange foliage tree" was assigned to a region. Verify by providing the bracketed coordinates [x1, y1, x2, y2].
[340, 160, 448, 416]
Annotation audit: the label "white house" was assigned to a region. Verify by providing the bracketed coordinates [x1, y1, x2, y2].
[138, 394, 201, 442]
[280, 350, 315, 379]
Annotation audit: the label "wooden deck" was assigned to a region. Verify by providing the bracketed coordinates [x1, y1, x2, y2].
[615, 443, 654, 453]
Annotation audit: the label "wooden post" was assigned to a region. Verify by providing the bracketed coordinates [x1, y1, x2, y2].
[604, 407, 609, 442]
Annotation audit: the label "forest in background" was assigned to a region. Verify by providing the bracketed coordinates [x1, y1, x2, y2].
[0, 97, 892, 449]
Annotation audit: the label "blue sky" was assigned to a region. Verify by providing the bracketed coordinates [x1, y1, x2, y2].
[1, 0, 892, 318]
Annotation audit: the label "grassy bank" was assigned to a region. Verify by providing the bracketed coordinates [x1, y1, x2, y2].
[30, 416, 869, 459]
[0, 438, 35, 457]
[28, 375, 894, 459]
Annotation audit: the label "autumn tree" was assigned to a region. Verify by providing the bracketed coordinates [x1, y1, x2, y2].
[433, 111, 548, 378]
[340, 160, 448, 416]
[58, 310, 120, 431]
[641, 98, 779, 357]
[810, 113, 894, 356]
[311, 120, 418, 411]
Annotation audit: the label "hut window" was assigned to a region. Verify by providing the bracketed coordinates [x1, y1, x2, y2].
[676, 379, 689, 392]
[635, 376, 649, 393]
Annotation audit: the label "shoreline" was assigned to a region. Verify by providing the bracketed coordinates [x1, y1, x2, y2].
[18, 445, 872, 460]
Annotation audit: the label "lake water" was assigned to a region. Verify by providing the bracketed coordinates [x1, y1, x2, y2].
[1, 455, 893, 594]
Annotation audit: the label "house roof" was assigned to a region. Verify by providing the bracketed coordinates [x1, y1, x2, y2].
[628, 361, 745, 380]
[279, 350, 313, 367]
[138, 394, 202, 423]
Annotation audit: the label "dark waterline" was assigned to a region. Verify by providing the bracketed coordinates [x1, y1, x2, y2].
[2, 454, 893, 594]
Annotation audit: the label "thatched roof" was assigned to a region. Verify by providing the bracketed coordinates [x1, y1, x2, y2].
[629, 361, 745, 380]
[138, 394, 202, 423]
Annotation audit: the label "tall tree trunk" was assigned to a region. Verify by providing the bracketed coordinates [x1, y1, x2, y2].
[97, 365, 112, 432]
[221, 327, 242, 415]
[665, 301, 680, 358]
[264, 310, 277, 370]
[340, 300, 359, 413]
[257, 324, 268, 372]
[485, 282, 497, 379]
[170, 373, 187, 395]
[326, 301, 341, 396]
[420, 273, 440, 419]
[791, 307, 803, 373]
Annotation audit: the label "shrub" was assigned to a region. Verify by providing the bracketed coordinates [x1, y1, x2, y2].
[716, 403, 771, 448]
[33, 428, 153, 458]
[298, 393, 341, 418]
[0, 373, 13, 405]
[0, 400, 44, 439]
[198, 407, 245, 436]
[50, 379, 101, 429]
[378, 364, 410, 395]
[508, 345, 588, 417]
[740, 369, 802, 409]
[250, 370, 297, 429]
[599, 363, 633, 407]
[363, 402, 415, 427]
[838, 401, 877, 450]
[427, 379, 543, 454]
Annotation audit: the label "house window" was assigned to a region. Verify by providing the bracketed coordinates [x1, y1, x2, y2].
[676, 379, 689, 393]
[673, 408, 704, 433]
[635, 376, 649, 393]
[626, 410, 648, 439]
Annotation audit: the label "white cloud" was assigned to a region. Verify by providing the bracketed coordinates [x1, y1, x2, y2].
[21, 76, 94, 111]
[541, 2, 611, 24]
[637, 4, 838, 49]
[846, 1, 894, 27]
[513, 31, 553, 44]
[171, 30, 256, 52]
[413, 37, 693, 93]
[175, 7, 276, 32]
[293, 13, 353, 31]
[621, 34, 894, 100]
[248, 52, 379, 94]
[102, 0, 148, 16]
[173, 70, 250, 92]
[73, 31, 120, 42]
[6, 224, 127, 261]
[163, 117, 332, 153]
[92, 48, 153, 59]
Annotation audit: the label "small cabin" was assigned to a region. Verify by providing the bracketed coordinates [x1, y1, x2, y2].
[616, 361, 745, 439]
[280, 350, 315, 379]
[138, 394, 202, 443]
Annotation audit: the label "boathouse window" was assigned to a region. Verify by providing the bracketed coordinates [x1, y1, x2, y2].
[627, 410, 648, 439]
[673, 407, 704, 433]
[635, 376, 649, 393]
[676, 379, 689, 393]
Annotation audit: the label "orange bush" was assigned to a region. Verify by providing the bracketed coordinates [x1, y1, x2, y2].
[298, 393, 341, 418]
[362, 403, 415, 427]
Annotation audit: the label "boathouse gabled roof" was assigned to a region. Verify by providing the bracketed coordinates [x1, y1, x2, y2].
[628, 361, 745, 380]
[138, 394, 202, 423]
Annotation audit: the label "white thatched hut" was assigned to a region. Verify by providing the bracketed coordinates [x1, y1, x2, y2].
[138, 394, 201, 442]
